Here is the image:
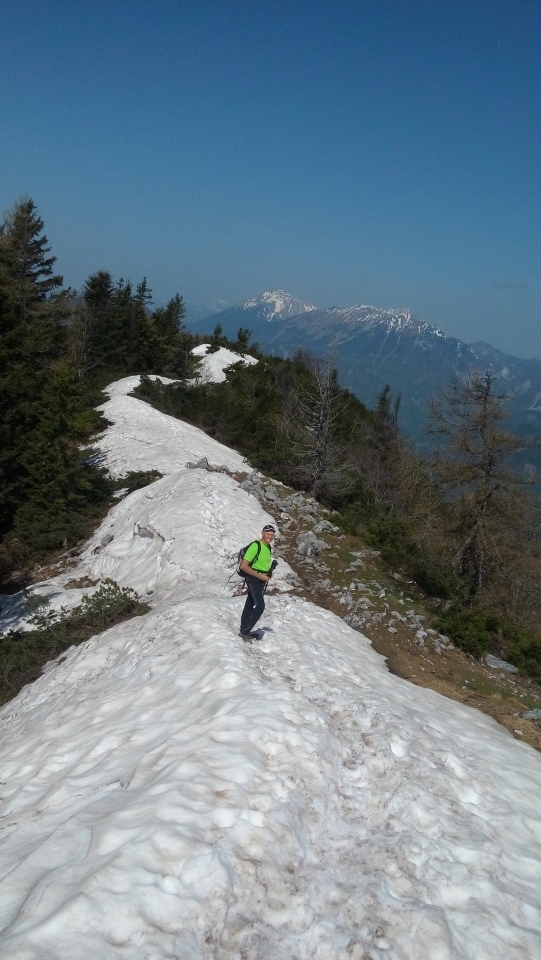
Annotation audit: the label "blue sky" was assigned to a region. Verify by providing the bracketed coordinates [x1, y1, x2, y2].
[2, 0, 540, 356]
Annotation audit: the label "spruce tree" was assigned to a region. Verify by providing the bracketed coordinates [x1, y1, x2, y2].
[82, 269, 115, 375]
[0, 198, 108, 555]
[0, 196, 66, 362]
[152, 294, 190, 374]
[0, 197, 67, 535]
[14, 359, 107, 549]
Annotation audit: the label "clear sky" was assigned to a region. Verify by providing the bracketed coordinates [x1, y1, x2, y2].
[2, 0, 540, 356]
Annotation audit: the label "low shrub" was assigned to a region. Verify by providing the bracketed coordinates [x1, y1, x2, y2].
[111, 470, 162, 495]
[508, 636, 541, 684]
[0, 579, 149, 706]
[409, 559, 460, 601]
[433, 608, 496, 658]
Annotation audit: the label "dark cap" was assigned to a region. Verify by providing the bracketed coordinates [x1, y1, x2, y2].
[262, 524, 276, 533]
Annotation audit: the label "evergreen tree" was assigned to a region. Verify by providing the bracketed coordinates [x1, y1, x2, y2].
[0, 197, 68, 534]
[83, 272, 140, 375]
[235, 327, 251, 351]
[135, 277, 153, 307]
[0, 196, 64, 328]
[82, 269, 115, 374]
[0, 198, 109, 555]
[84, 269, 115, 315]
[14, 359, 108, 549]
[152, 294, 192, 375]
[0, 243, 21, 533]
[152, 293, 186, 340]
[112, 277, 135, 372]
[209, 322, 226, 351]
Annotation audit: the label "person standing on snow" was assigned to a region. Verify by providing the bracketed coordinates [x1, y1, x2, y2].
[239, 524, 276, 640]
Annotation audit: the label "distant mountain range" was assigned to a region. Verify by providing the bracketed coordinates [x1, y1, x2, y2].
[189, 291, 541, 464]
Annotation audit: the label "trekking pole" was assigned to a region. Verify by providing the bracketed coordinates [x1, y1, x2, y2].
[263, 559, 278, 594]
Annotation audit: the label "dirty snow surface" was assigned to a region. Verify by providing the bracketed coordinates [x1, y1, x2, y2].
[1, 374, 541, 960]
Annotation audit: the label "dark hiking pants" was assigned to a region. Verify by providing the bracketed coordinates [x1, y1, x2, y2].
[240, 574, 266, 633]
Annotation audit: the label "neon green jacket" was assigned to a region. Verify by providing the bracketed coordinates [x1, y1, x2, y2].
[244, 540, 273, 573]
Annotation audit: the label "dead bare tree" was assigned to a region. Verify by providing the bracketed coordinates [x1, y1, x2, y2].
[285, 354, 353, 500]
[428, 371, 537, 610]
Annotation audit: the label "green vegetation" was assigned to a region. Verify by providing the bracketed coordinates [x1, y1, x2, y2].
[432, 608, 502, 658]
[0, 580, 149, 706]
[111, 470, 163, 495]
[0, 197, 112, 551]
[0, 196, 199, 580]
[509, 635, 541, 684]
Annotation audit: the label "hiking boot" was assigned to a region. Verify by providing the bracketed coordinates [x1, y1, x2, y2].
[239, 631, 253, 642]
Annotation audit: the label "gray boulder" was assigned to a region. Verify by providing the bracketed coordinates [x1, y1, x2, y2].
[296, 531, 330, 557]
[484, 654, 519, 674]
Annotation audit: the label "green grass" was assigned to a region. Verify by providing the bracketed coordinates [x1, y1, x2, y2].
[455, 673, 541, 711]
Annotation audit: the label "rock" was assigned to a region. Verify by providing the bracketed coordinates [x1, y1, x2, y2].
[484, 654, 519, 674]
[133, 522, 154, 539]
[314, 519, 339, 534]
[296, 531, 330, 557]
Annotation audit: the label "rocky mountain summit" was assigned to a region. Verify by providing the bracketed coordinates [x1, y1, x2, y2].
[201, 289, 317, 331]
[240, 290, 317, 318]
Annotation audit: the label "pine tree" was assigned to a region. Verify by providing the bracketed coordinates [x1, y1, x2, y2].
[235, 327, 251, 351]
[152, 294, 190, 374]
[0, 244, 21, 533]
[0, 198, 109, 553]
[152, 293, 186, 340]
[82, 269, 115, 374]
[135, 277, 153, 306]
[13, 359, 108, 549]
[0, 197, 68, 535]
[0, 196, 66, 363]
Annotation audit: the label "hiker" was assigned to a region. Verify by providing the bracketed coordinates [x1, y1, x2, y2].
[239, 524, 276, 640]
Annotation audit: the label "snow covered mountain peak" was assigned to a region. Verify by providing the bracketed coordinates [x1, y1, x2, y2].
[240, 290, 317, 319]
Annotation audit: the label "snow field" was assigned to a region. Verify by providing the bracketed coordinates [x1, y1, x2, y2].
[0, 372, 540, 959]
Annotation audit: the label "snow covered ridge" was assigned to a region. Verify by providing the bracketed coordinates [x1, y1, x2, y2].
[237, 291, 449, 340]
[0, 374, 541, 958]
[328, 304, 447, 338]
[191, 344, 258, 383]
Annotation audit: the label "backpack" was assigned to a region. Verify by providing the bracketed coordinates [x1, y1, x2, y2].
[237, 540, 262, 576]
